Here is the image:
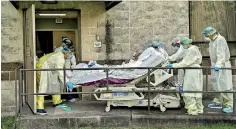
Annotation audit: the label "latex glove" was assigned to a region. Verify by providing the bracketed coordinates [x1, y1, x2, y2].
[178, 87, 183, 93]
[88, 60, 96, 67]
[167, 64, 173, 68]
[214, 65, 220, 71]
[66, 82, 74, 89]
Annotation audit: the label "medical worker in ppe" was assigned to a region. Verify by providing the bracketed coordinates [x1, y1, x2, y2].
[55, 38, 76, 102]
[168, 36, 203, 115]
[168, 37, 186, 86]
[55, 37, 76, 68]
[36, 47, 75, 115]
[151, 41, 169, 60]
[202, 27, 233, 113]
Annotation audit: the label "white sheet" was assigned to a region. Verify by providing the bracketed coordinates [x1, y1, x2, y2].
[70, 47, 167, 84]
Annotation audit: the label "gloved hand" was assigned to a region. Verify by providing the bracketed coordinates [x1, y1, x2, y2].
[88, 60, 96, 67]
[178, 87, 183, 93]
[66, 82, 74, 89]
[167, 64, 173, 68]
[214, 65, 220, 71]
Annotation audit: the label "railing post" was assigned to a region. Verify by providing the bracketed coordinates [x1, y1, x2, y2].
[19, 69, 22, 116]
[63, 67, 66, 92]
[15, 68, 18, 116]
[206, 68, 208, 92]
[233, 92, 235, 114]
[106, 69, 109, 91]
[148, 68, 151, 114]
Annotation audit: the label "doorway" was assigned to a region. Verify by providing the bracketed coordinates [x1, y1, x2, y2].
[23, 6, 81, 113]
[36, 31, 77, 58]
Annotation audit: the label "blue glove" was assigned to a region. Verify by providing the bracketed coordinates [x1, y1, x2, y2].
[167, 64, 173, 68]
[66, 82, 74, 89]
[88, 61, 95, 67]
[214, 65, 220, 71]
[179, 87, 183, 93]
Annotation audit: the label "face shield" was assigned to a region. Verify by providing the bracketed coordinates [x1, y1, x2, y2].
[203, 35, 211, 42]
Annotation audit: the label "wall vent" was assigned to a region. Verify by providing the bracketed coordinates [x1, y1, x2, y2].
[55, 18, 63, 23]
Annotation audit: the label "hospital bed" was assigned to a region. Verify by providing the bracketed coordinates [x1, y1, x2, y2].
[92, 65, 181, 112]
[71, 47, 181, 112]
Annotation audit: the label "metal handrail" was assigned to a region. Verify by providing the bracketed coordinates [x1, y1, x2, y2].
[17, 66, 236, 116]
[20, 66, 236, 71]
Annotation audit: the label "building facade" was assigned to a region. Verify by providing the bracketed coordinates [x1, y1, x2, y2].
[1, 0, 235, 115]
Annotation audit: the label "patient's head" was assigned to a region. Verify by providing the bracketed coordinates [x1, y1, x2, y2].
[171, 37, 181, 51]
[151, 41, 165, 50]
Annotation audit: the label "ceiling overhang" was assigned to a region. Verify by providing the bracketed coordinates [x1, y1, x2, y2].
[9, 1, 122, 11]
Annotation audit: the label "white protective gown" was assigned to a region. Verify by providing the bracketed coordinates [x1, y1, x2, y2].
[173, 45, 203, 98]
[169, 45, 186, 85]
[209, 34, 233, 91]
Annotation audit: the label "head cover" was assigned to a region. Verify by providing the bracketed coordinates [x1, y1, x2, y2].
[151, 41, 165, 49]
[202, 27, 217, 37]
[62, 37, 68, 42]
[180, 36, 192, 45]
[62, 46, 74, 53]
[62, 37, 73, 48]
[171, 37, 181, 48]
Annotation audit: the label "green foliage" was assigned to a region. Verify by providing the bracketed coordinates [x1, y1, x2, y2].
[79, 124, 236, 129]
[1, 116, 16, 129]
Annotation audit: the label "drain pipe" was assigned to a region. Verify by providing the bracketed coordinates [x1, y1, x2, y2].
[189, 1, 191, 38]
[22, 8, 27, 106]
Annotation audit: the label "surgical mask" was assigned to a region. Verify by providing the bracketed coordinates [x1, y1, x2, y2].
[67, 54, 73, 59]
[212, 34, 218, 40]
[183, 45, 188, 49]
[174, 46, 179, 50]
[204, 37, 211, 42]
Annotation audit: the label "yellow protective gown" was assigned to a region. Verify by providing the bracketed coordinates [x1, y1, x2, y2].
[36, 52, 68, 109]
[173, 45, 203, 115]
[209, 34, 233, 107]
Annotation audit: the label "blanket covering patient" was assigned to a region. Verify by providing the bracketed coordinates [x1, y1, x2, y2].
[70, 47, 168, 85]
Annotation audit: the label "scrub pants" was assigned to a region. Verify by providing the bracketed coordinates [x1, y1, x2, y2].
[212, 93, 233, 107]
[37, 95, 62, 109]
[183, 96, 204, 115]
[36, 70, 62, 110]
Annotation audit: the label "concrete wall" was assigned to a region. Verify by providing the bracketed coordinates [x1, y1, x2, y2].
[3, 1, 189, 62]
[19, 1, 106, 61]
[1, 1, 23, 116]
[1, 80, 17, 116]
[1, 1, 24, 63]
[106, 1, 189, 60]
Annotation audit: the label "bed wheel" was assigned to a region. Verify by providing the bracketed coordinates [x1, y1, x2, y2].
[160, 105, 166, 112]
[105, 106, 110, 112]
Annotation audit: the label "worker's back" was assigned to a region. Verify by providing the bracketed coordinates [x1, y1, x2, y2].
[36, 52, 64, 69]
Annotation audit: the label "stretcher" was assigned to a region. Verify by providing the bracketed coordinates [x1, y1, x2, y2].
[92, 68, 181, 112]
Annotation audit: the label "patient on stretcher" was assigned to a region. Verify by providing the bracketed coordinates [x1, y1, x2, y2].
[70, 46, 168, 85]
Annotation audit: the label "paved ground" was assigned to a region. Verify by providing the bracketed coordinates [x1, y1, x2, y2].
[18, 99, 236, 129]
